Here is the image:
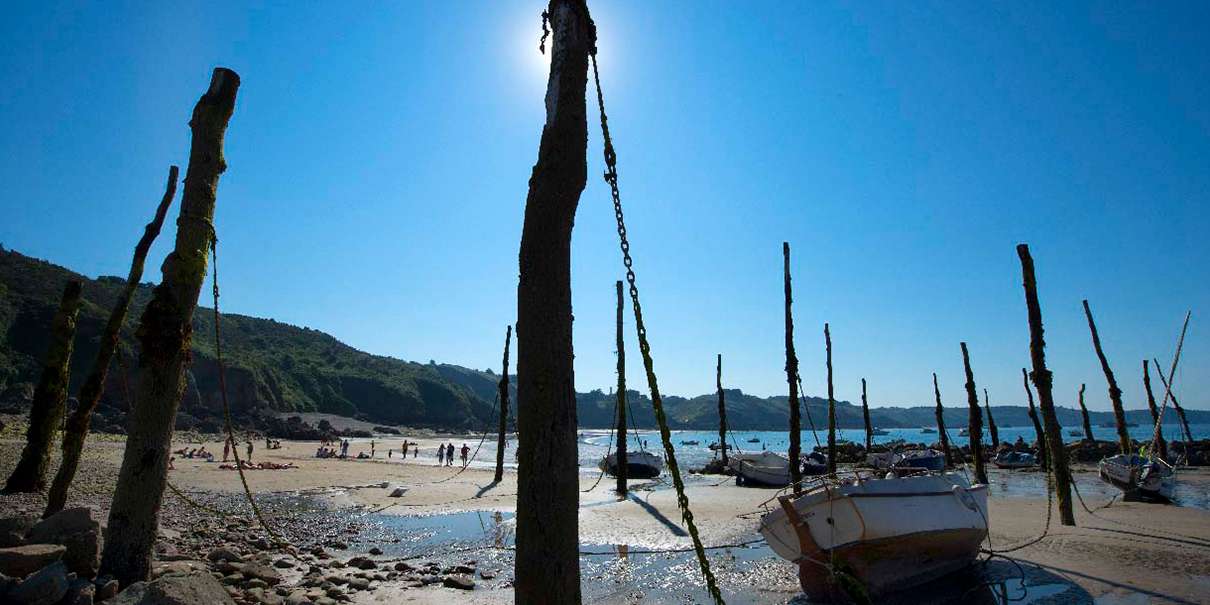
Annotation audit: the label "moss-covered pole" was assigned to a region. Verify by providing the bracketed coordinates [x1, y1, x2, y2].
[1022, 368, 1048, 470]
[783, 242, 802, 492]
[824, 323, 836, 474]
[514, 2, 593, 599]
[983, 388, 1000, 451]
[960, 342, 988, 485]
[4, 281, 83, 493]
[100, 68, 240, 586]
[1078, 384, 1094, 442]
[1017, 244, 1074, 526]
[1082, 300, 1132, 454]
[933, 373, 953, 468]
[44, 166, 178, 516]
[1141, 360, 1167, 462]
[615, 280, 627, 494]
[716, 353, 727, 467]
[860, 378, 872, 453]
[494, 325, 512, 483]
[1152, 360, 1194, 446]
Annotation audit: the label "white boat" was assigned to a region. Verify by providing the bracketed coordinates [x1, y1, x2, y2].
[1098, 454, 1174, 502]
[958, 428, 970, 437]
[728, 451, 792, 487]
[920, 427, 937, 434]
[994, 451, 1037, 469]
[759, 472, 988, 600]
[867, 448, 946, 472]
[599, 450, 663, 479]
[870, 427, 889, 436]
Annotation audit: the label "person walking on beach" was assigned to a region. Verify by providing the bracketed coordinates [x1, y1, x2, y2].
[401, 441, 409, 458]
[436, 443, 445, 465]
[371, 440, 376, 458]
[460, 443, 469, 465]
[446, 442, 455, 466]
[223, 439, 231, 463]
[246, 440, 253, 463]
[340, 439, 349, 457]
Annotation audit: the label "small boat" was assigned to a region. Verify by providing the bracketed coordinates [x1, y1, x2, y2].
[801, 451, 829, 476]
[892, 449, 946, 472]
[728, 451, 792, 487]
[994, 451, 1037, 469]
[747, 437, 761, 443]
[680, 439, 700, 446]
[599, 450, 663, 479]
[920, 427, 936, 434]
[958, 428, 970, 437]
[1098, 454, 1174, 502]
[759, 471, 989, 600]
[707, 442, 731, 451]
[870, 427, 890, 436]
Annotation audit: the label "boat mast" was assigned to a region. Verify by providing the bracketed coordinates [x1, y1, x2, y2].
[616, 280, 627, 494]
[716, 353, 727, 467]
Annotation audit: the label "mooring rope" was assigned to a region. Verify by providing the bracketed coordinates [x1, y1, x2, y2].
[590, 47, 726, 604]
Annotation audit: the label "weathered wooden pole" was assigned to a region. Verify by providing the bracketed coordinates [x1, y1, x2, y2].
[1149, 312, 1189, 461]
[1141, 360, 1167, 462]
[493, 325, 512, 483]
[4, 281, 83, 493]
[1077, 384, 1094, 442]
[1082, 300, 1132, 454]
[933, 373, 953, 468]
[615, 281, 628, 494]
[960, 343, 988, 485]
[44, 166, 178, 517]
[1153, 360, 1194, 446]
[100, 68, 240, 586]
[783, 242, 802, 491]
[514, 2, 593, 599]
[983, 388, 1000, 450]
[824, 323, 836, 474]
[716, 353, 727, 467]
[1017, 244, 1075, 526]
[860, 378, 872, 453]
[1022, 368, 1048, 470]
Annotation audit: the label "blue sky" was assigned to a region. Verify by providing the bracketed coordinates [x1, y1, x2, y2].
[2, 1, 1206, 412]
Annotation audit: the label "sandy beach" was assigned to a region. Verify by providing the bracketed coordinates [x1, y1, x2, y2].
[4, 431, 1210, 604]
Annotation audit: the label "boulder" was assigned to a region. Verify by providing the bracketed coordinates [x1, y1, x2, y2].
[205, 547, 242, 563]
[0, 544, 66, 578]
[0, 516, 37, 548]
[151, 560, 210, 578]
[6, 560, 69, 605]
[388, 488, 406, 498]
[441, 574, 475, 590]
[108, 571, 235, 605]
[26, 507, 100, 578]
[63, 576, 95, 605]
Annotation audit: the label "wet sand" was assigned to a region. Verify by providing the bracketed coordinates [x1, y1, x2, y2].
[7, 434, 1210, 603]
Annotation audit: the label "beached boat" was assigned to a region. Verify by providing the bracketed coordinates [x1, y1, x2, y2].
[801, 451, 829, 476]
[759, 472, 989, 600]
[892, 449, 946, 472]
[994, 451, 1037, 469]
[729, 451, 792, 487]
[920, 427, 936, 434]
[599, 450, 663, 479]
[870, 427, 889, 436]
[1098, 454, 1174, 502]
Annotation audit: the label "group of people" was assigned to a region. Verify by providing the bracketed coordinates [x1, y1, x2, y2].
[316, 439, 352, 458]
[436, 442, 470, 466]
[173, 446, 214, 461]
[219, 459, 296, 471]
[389, 440, 419, 459]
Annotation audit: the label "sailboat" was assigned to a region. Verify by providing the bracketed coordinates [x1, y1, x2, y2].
[759, 471, 989, 600]
[1098, 454, 1174, 502]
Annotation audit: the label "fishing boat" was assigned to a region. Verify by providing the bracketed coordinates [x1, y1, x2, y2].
[994, 451, 1037, 469]
[729, 451, 792, 487]
[801, 451, 829, 476]
[1098, 454, 1174, 502]
[759, 471, 989, 600]
[870, 427, 889, 436]
[599, 450, 663, 479]
[920, 427, 936, 434]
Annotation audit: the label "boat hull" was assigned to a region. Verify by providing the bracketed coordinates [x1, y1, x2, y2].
[1098, 455, 1174, 502]
[728, 452, 791, 487]
[599, 452, 663, 479]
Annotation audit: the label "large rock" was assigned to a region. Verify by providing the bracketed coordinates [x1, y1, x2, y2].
[0, 516, 37, 548]
[6, 560, 69, 605]
[108, 570, 236, 605]
[0, 544, 66, 578]
[26, 507, 100, 578]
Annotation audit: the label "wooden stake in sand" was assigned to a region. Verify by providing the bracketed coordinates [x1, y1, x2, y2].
[983, 388, 1000, 451]
[861, 378, 872, 453]
[44, 166, 178, 517]
[1078, 384, 1094, 443]
[783, 242, 802, 492]
[1141, 360, 1167, 462]
[4, 281, 83, 494]
[1022, 368, 1048, 471]
[1017, 244, 1075, 526]
[1083, 299, 1132, 455]
[825, 323, 836, 474]
[515, 2, 594, 600]
[494, 325, 512, 484]
[960, 342, 988, 485]
[100, 68, 240, 586]
[717, 353, 727, 467]
[616, 280, 628, 494]
[933, 373, 953, 468]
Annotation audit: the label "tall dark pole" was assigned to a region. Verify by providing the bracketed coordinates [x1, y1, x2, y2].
[1022, 368, 1047, 470]
[514, 1, 594, 600]
[716, 353, 727, 467]
[101, 68, 241, 585]
[824, 323, 836, 474]
[1018, 244, 1074, 526]
[860, 378, 872, 453]
[1141, 360, 1167, 462]
[933, 373, 953, 468]
[494, 325, 512, 483]
[960, 342, 988, 485]
[783, 242, 802, 492]
[1083, 300, 1132, 455]
[1078, 384, 1094, 442]
[615, 281, 628, 494]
